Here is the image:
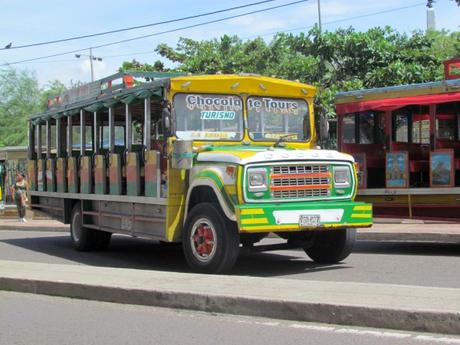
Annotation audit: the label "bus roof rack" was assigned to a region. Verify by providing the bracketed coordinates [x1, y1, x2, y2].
[47, 71, 186, 110]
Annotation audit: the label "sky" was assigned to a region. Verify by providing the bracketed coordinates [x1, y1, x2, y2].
[0, 0, 459, 87]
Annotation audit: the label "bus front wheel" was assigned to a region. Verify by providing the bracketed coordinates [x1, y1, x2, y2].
[182, 203, 239, 274]
[70, 203, 111, 251]
[304, 228, 356, 264]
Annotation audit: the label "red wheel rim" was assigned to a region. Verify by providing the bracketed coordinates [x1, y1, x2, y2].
[190, 218, 216, 262]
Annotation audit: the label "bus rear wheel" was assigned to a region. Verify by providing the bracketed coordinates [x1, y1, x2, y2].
[70, 203, 111, 251]
[304, 228, 356, 264]
[182, 203, 239, 274]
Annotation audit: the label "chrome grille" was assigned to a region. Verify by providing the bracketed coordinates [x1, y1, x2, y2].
[273, 189, 329, 199]
[272, 177, 329, 187]
[272, 165, 328, 175]
[271, 164, 330, 200]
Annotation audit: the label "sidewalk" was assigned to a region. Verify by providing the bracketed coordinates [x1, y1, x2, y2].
[0, 218, 69, 232]
[0, 259, 459, 335]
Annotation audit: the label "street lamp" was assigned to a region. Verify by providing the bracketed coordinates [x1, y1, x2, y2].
[75, 48, 103, 82]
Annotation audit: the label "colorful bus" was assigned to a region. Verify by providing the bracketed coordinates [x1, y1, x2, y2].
[28, 72, 372, 273]
[335, 58, 460, 221]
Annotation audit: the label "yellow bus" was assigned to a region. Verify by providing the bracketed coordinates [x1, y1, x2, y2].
[28, 72, 371, 273]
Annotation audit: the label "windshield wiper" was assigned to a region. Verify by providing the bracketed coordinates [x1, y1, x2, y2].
[273, 133, 298, 148]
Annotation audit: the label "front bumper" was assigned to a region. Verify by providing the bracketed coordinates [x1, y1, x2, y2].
[236, 201, 372, 232]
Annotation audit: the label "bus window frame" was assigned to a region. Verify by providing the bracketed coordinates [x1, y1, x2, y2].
[342, 111, 384, 145]
[172, 92, 244, 142]
[246, 96, 311, 143]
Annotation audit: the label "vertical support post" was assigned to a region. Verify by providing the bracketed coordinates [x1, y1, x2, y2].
[429, 104, 436, 151]
[46, 120, 51, 158]
[93, 111, 99, 154]
[28, 122, 35, 159]
[126, 104, 132, 152]
[56, 118, 61, 158]
[109, 106, 115, 153]
[385, 111, 392, 150]
[80, 110, 86, 156]
[144, 97, 151, 150]
[37, 124, 42, 158]
[337, 115, 343, 151]
[67, 115, 73, 157]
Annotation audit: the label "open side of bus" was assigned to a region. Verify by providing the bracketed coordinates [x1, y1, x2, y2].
[28, 73, 171, 243]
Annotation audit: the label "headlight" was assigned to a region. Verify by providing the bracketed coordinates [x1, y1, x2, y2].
[247, 168, 267, 192]
[334, 166, 350, 187]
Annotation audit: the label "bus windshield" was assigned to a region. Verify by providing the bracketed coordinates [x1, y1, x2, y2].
[174, 93, 243, 141]
[247, 96, 310, 142]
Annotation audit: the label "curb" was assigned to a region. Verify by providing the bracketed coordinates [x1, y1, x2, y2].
[0, 261, 459, 335]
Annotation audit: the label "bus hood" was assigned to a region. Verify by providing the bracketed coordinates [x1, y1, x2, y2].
[195, 147, 354, 165]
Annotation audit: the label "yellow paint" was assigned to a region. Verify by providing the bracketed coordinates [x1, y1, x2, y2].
[236, 166, 245, 204]
[240, 222, 372, 232]
[351, 213, 372, 219]
[225, 185, 236, 195]
[240, 208, 265, 215]
[353, 205, 372, 211]
[241, 217, 269, 225]
[170, 75, 316, 99]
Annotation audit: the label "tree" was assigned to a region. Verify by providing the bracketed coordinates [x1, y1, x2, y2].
[0, 67, 41, 147]
[149, 27, 459, 118]
[0, 68, 67, 148]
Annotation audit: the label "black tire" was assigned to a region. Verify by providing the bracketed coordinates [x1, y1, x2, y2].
[70, 203, 111, 251]
[304, 228, 356, 264]
[182, 203, 239, 274]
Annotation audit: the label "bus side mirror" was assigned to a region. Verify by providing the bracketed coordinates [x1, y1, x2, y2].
[319, 115, 329, 141]
[162, 108, 172, 137]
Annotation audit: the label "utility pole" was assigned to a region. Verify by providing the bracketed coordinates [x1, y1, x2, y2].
[89, 48, 95, 82]
[75, 48, 103, 82]
[426, 0, 436, 31]
[317, 0, 322, 34]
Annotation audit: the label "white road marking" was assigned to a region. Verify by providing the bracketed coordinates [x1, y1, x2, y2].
[415, 335, 460, 344]
[289, 324, 335, 332]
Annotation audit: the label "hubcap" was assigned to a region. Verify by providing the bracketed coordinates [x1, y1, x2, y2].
[72, 211, 82, 242]
[190, 218, 217, 263]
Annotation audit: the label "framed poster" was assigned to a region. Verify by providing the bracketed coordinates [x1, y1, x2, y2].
[352, 153, 367, 189]
[385, 151, 409, 188]
[430, 149, 454, 188]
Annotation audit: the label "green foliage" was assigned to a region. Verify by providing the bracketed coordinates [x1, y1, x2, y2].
[145, 27, 459, 123]
[119, 59, 168, 72]
[0, 68, 67, 148]
[0, 67, 41, 147]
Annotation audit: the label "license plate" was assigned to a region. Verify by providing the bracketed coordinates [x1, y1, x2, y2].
[299, 214, 321, 227]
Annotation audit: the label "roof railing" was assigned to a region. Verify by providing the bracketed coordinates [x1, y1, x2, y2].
[47, 71, 186, 110]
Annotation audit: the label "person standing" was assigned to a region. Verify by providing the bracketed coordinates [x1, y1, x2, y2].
[13, 173, 28, 222]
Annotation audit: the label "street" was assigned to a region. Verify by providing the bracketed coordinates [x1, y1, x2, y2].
[1, 291, 460, 345]
[0, 229, 459, 287]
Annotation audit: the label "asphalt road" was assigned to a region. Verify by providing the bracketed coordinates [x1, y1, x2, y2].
[0, 229, 459, 288]
[1, 291, 460, 345]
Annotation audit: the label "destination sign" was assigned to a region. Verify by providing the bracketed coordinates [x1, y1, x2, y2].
[248, 97, 301, 115]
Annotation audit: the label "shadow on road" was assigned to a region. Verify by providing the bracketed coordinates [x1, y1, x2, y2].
[1, 233, 348, 277]
[354, 241, 460, 257]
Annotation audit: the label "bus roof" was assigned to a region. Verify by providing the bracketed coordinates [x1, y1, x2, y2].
[30, 72, 316, 123]
[335, 78, 460, 106]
